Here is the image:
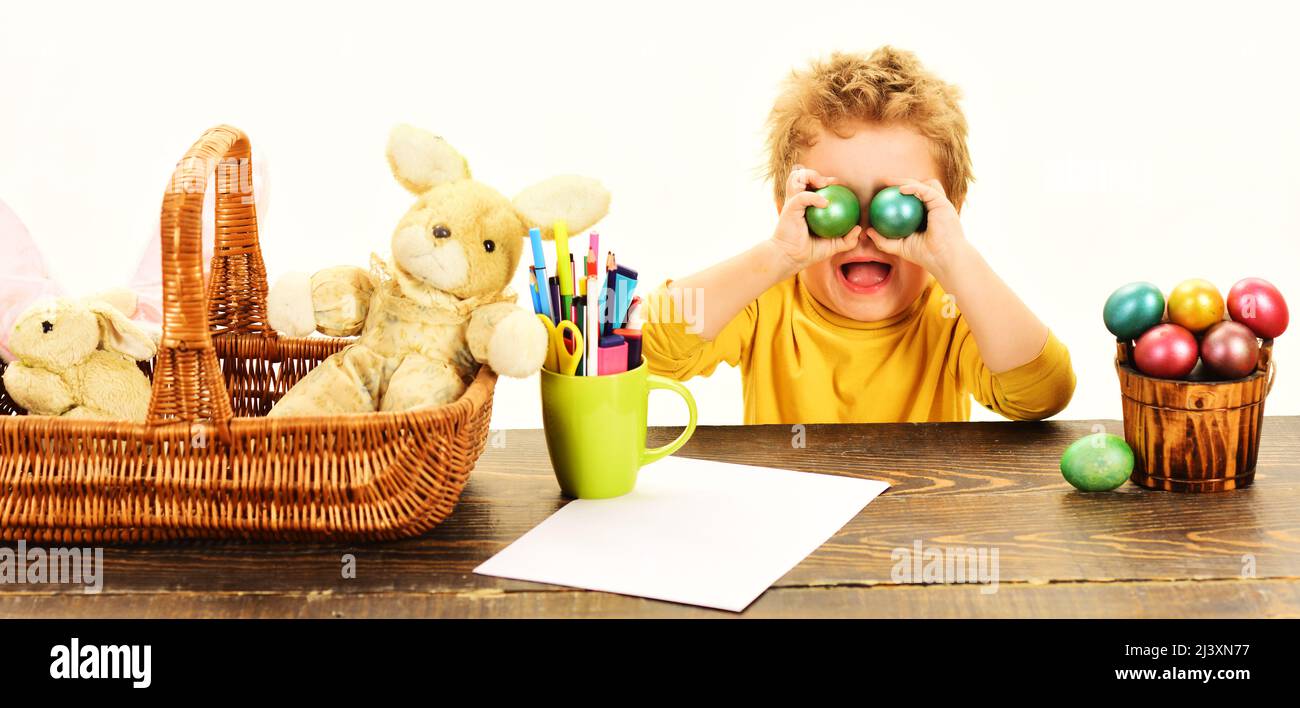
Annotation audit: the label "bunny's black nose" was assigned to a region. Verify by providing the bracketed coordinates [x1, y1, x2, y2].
[41, 321, 53, 334]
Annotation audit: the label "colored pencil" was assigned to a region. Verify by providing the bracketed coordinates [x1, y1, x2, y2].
[585, 275, 599, 376]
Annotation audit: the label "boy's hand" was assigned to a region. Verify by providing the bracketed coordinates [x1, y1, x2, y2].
[864, 177, 969, 280]
[769, 165, 862, 273]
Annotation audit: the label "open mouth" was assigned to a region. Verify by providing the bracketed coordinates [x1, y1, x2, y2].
[837, 259, 893, 294]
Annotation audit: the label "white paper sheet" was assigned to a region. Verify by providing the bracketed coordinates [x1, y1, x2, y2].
[474, 456, 889, 612]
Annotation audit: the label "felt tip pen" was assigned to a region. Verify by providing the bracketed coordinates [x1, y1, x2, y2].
[548, 276, 561, 325]
[614, 328, 642, 371]
[529, 228, 552, 320]
[625, 296, 644, 329]
[529, 227, 546, 274]
[573, 296, 587, 376]
[554, 221, 573, 326]
[528, 267, 542, 315]
[613, 266, 639, 331]
[554, 221, 573, 297]
[598, 333, 628, 376]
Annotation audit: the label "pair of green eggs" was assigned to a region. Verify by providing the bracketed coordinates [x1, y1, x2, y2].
[805, 185, 926, 239]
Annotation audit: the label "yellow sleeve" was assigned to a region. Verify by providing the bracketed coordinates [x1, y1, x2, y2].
[950, 323, 1076, 421]
[640, 280, 757, 381]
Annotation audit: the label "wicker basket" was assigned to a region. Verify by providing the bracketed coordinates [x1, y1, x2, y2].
[0, 125, 496, 542]
[1116, 339, 1275, 493]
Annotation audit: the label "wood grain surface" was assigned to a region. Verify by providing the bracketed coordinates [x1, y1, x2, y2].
[2, 417, 1298, 618]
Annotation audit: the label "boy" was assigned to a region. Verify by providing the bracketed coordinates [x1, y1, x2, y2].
[639, 47, 1075, 423]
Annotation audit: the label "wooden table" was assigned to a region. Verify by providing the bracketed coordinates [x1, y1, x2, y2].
[2, 418, 1298, 618]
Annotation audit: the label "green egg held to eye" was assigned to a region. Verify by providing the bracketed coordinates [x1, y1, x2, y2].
[805, 184, 861, 238]
[868, 186, 926, 239]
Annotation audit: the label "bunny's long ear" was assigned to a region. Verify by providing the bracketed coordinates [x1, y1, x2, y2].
[386, 124, 471, 195]
[87, 301, 157, 362]
[513, 176, 611, 240]
[0, 199, 63, 363]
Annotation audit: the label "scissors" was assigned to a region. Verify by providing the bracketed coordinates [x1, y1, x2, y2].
[538, 314, 583, 376]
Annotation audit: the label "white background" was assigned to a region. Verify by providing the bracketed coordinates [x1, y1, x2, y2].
[2, 0, 1297, 428]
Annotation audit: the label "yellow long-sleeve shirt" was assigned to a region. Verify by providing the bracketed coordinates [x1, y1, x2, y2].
[641, 275, 1075, 424]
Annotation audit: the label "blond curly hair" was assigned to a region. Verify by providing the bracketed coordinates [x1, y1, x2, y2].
[766, 46, 973, 208]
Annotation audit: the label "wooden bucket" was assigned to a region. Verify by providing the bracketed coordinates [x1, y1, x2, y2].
[1115, 340, 1275, 492]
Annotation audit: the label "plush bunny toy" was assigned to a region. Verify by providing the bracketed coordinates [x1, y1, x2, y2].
[2, 298, 157, 421]
[265, 124, 610, 416]
[0, 198, 158, 421]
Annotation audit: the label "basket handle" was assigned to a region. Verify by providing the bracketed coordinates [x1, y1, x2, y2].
[205, 135, 272, 338]
[1115, 339, 1133, 365]
[147, 125, 268, 427]
[1260, 339, 1276, 396]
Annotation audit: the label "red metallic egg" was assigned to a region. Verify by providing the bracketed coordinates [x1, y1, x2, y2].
[1199, 321, 1260, 379]
[1226, 277, 1289, 339]
[1133, 323, 1199, 379]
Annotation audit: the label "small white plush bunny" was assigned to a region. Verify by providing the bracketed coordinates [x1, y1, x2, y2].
[2, 298, 157, 421]
[0, 197, 160, 421]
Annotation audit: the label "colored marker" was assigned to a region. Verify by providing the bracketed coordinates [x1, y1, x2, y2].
[587, 232, 599, 301]
[548, 276, 561, 325]
[528, 267, 542, 314]
[615, 328, 642, 371]
[528, 228, 552, 320]
[626, 296, 644, 329]
[573, 296, 586, 375]
[529, 227, 547, 273]
[598, 334, 628, 376]
[613, 265, 639, 331]
[554, 221, 573, 327]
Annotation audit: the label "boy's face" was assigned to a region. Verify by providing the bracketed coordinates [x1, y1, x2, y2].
[785, 121, 942, 322]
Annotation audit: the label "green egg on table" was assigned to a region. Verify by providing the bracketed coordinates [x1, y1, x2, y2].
[868, 186, 926, 239]
[1059, 433, 1134, 492]
[1102, 281, 1165, 341]
[804, 184, 861, 238]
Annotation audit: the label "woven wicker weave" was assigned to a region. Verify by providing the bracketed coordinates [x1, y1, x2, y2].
[0, 125, 495, 542]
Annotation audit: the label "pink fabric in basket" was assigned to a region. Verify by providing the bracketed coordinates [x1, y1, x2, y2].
[0, 199, 64, 362]
[2, 153, 270, 361]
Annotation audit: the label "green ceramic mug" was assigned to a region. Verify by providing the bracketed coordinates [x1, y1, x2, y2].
[540, 360, 697, 499]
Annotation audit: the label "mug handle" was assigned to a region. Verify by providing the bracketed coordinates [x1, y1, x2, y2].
[641, 374, 698, 467]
